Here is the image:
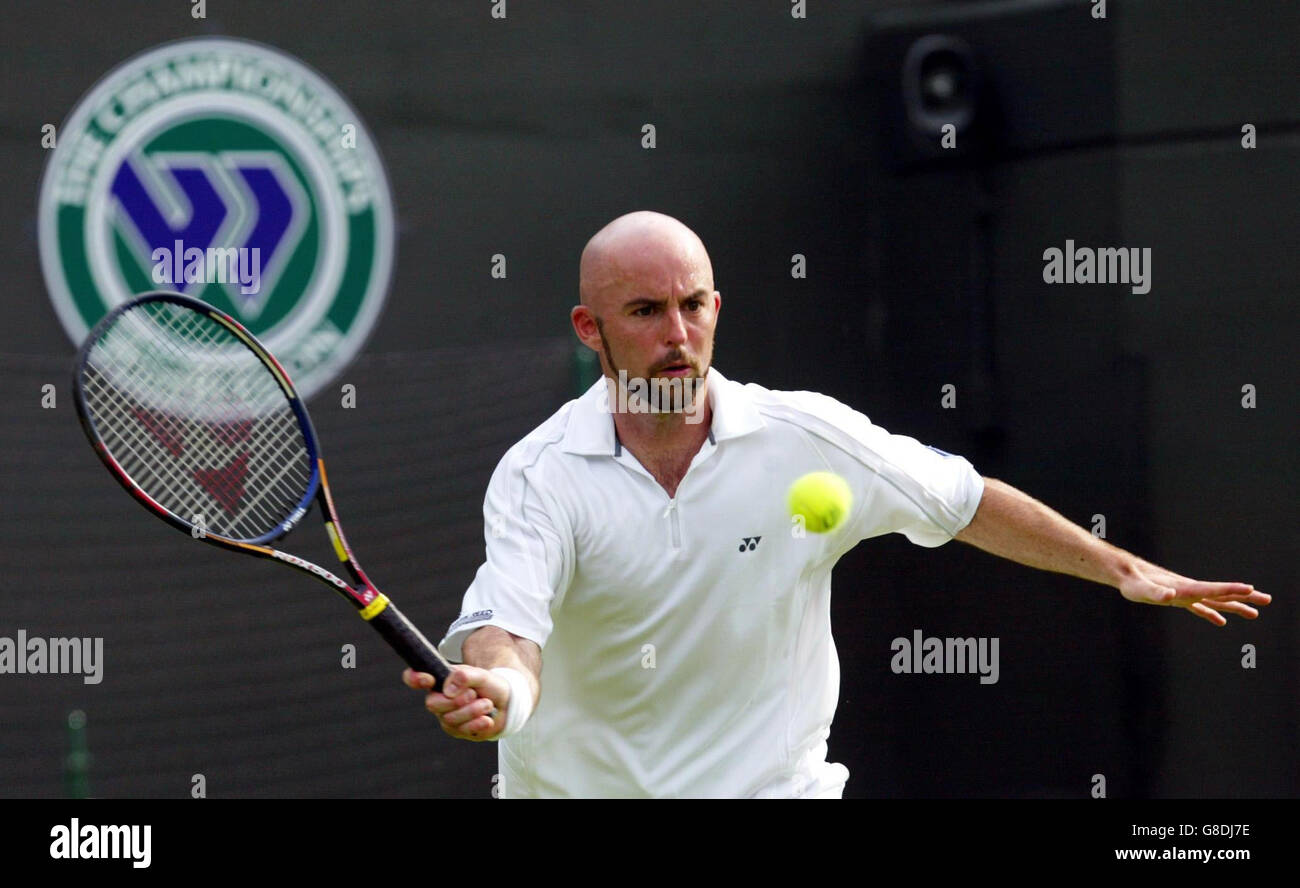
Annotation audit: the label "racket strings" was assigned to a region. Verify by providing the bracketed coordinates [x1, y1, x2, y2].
[84, 369, 299, 537]
[88, 307, 307, 535]
[80, 301, 313, 541]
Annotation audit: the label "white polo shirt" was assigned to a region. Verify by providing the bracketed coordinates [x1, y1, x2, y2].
[439, 368, 985, 798]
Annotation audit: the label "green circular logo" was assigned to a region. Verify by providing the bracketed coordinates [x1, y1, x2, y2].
[40, 37, 394, 399]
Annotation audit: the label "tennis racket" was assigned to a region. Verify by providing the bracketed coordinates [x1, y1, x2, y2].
[72, 290, 452, 690]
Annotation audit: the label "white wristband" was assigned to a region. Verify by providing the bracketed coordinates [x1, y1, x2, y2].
[490, 667, 534, 738]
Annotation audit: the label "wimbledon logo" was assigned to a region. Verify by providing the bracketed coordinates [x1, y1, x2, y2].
[39, 37, 394, 400]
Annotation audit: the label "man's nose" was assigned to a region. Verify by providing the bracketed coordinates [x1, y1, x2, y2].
[662, 304, 688, 344]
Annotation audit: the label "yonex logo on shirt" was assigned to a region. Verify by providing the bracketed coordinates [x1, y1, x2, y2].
[739, 536, 762, 552]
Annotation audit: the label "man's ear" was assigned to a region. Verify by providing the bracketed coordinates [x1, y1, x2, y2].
[571, 305, 602, 349]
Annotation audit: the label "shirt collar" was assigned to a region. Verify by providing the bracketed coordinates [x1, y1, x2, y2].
[560, 366, 765, 456]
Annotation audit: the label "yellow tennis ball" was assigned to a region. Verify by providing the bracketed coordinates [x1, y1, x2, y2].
[787, 471, 853, 534]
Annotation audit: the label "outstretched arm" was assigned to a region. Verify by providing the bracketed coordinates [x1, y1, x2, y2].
[953, 477, 1270, 626]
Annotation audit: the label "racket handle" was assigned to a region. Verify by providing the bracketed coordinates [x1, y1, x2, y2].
[368, 600, 452, 690]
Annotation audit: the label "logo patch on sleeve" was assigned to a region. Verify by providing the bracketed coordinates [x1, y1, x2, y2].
[449, 609, 494, 631]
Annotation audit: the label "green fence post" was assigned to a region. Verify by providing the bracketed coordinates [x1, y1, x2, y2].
[64, 709, 91, 799]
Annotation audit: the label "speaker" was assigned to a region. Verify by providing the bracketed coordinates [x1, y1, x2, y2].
[866, 0, 1114, 171]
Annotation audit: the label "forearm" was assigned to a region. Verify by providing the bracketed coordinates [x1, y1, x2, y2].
[462, 626, 542, 706]
[954, 477, 1139, 589]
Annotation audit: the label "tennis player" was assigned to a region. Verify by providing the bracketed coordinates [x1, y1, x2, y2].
[404, 210, 1268, 798]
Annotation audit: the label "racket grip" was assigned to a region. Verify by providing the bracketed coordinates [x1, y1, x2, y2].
[369, 600, 452, 690]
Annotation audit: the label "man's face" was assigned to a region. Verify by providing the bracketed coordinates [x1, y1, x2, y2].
[588, 270, 720, 392]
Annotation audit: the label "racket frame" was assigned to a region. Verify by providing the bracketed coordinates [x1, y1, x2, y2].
[72, 290, 451, 685]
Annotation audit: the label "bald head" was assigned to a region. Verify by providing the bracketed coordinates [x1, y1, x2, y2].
[570, 211, 721, 400]
[579, 211, 714, 312]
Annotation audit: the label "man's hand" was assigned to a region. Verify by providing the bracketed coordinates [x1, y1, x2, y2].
[404, 628, 541, 741]
[955, 478, 1272, 627]
[403, 665, 512, 742]
[1118, 558, 1271, 626]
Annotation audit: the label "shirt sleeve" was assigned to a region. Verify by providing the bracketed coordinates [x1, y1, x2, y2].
[786, 392, 985, 548]
[438, 445, 571, 662]
[848, 432, 985, 548]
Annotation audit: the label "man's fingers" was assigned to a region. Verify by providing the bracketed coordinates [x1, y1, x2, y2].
[1181, 580, 1258, 600]
[1188, 601, 1227, 627]
[1132, 584, 1176, 604]
[424, 691, 454, 715]
[1200, 600, 1260, 619]
[460, 714, 496, 738]
[416, 663, 504, 742]
[1186, 591, 1270, 613]
[1167, 583, 1270, 607]
[444, 697, 497, 727]
[443, 665, 494, 698]
[425, 688, 481, 715]
[1126, 571, 1269, 623]
[440, 697, 499, 741]
[404, 669, 444, 690]
[408, 664, 507, 742]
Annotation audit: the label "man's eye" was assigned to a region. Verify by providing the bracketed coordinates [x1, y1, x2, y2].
[634, 306, 654, 316]
[687, 300, 702, 311]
